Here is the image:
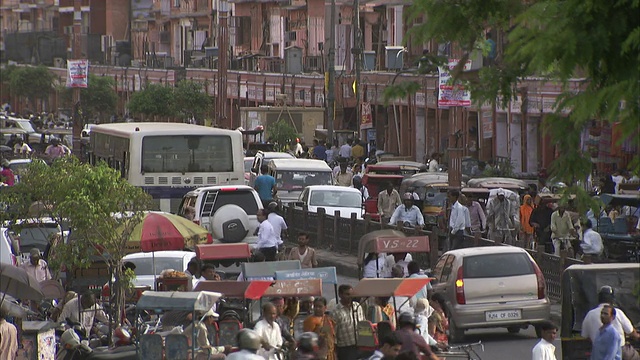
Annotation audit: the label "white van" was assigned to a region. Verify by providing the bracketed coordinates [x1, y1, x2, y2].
[268, 159, 333, 204]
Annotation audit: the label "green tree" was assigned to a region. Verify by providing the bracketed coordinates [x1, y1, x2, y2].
[127, 83, 175, 118]
[80, 75, 118, 121]
[171, 80, 211, 123]
[1, 159, 152, 331]
[8, 65, 54, 110]
[391, 0, 638, 214]
[267, 119, 300, 151]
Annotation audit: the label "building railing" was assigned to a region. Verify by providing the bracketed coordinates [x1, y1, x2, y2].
[283, 205, 585, 302]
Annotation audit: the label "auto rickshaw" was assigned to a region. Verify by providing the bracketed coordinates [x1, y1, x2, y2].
[135, 290, 222, 360]
[350, 278, 433, 356]
[357, 229, 431, 278]
[560, 263, 640, 360]
[400, 173, 452, 230]
[467, 177, 529, 195]
[596, 194, 640, 263]
[264, 278, 324, 339]
[361, 173, 404, 221]
[195, 243, 252, 279]
[366, 161, 427, 177]
[193, 280, 273, 345]
[241, 259, 302, 280]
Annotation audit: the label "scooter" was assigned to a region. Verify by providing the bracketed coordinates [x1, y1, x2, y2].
[56, 328, 92, 360]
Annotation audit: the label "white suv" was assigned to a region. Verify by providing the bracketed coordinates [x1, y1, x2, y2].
[178, 185, 263, 245]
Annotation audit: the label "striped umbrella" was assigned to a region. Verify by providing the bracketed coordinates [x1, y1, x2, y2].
[129, 212, 212, 252]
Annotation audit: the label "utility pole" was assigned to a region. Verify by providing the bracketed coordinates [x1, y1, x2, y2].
[217, 0, 229, 128]
[352, 0, 361, 137]
[326, 0, 336, 144]
[71, 0, 82, 158]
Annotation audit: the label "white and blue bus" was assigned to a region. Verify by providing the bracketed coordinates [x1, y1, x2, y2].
[89, 123, 244, 212]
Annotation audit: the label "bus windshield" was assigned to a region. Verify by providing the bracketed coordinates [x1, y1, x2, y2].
[142, 135, 233, 173]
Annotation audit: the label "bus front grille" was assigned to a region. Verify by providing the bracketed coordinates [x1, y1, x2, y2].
[172, 177, 181, 185]
[144, 177, 154, 185]
[194, 177, 204, 185]
[158, 177, 168, 185]
[206, 176, 217, 185]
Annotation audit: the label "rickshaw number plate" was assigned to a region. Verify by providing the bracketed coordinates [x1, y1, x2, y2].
[485, 309, 521, 321]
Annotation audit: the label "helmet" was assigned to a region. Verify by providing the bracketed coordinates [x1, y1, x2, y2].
[398, 312, 416, 326]
[113, 327, 131, 346]
[298, 332, 319, 352]
[237, 329, 261, 351]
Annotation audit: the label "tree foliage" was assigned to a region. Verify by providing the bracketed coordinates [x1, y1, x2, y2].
[79, 75, 118, 121]
[391, 0, 639, 213]
[171, 80, 211, 122]
[267, 119, 300, 151]
[8, 65, 54, 108]
[127, 80, 211, 122]
[1, 159, 152, 328]
[127, 83, 175, 118]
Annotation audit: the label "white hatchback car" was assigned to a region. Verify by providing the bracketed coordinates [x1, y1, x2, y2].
[120, 250, 197, 289]
[296, 185, 364, 219]
[430, 246, 551, 342]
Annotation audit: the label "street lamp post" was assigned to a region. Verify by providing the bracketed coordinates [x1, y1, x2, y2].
[71, 0, 83, 158]
[217, 0, 229, 128]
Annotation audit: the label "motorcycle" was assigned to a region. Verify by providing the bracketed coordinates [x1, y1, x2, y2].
[56, 328, 92, 360]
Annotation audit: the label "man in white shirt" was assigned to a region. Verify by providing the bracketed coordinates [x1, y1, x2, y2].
[58, 291, 109, 335]
[579, 219, 603, 260]
[21, 248, 52, 282]
[255, 209, 279, 261]
[254, 302, 283, 360]
[338, 139, 352, 160]
[389, 193, 425, 228]
[531, 320, 558, 360]
[427, 152, 440, 172]
[448, 189, 470, 250]
[581, 286, 639, 348]
[266, 202, 288, 247]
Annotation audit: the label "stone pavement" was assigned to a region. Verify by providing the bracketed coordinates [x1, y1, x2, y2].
[313, 246, 563, 327]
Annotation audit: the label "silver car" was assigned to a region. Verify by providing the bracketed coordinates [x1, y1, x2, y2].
[430, 246, 551, 342]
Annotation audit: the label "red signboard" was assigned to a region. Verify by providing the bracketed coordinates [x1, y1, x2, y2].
[264, 279, 323, 297]
[375, 236, 430, 253]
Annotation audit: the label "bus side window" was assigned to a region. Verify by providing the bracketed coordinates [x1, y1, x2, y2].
[122, 152, 129, 178]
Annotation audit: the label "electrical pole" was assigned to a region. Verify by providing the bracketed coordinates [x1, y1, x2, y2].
[352, 0, 361, 137]
[326, 0, 336, 144]
[217, 0, 229, 128]
[71, 0, 82, 158]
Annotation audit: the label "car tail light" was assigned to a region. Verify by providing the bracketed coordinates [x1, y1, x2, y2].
[206, 233, 213, 244]
[532, 261, 546, 299]
[455, 266, 466, 304]
[220, 187, 238, 192]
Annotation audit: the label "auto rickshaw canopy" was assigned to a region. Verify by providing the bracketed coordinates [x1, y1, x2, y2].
[351, 278, 433, 298]
[264, 279, 323, 297]
[193, 280, 273, 300]
[136, 290, 221, 311]
[195, 243, 251, 260]
[357, 230, 429, 266]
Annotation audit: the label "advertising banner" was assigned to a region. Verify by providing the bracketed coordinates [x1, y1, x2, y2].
[438, 59, 472, 107]
[66, 59, 89, 88]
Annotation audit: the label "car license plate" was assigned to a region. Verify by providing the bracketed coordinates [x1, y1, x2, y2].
[485, 309, 522, 321]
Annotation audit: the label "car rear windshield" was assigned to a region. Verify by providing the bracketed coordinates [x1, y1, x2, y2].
[463, 253, 534, 278]
[202, 190, 259, 216]
[16, 225, 60, 254]
[130, 257, 185, 276]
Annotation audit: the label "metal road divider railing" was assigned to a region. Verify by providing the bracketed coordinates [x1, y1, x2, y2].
[283, 205, 585, 302]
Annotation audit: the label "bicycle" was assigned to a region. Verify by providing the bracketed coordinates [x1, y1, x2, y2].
[435, 341, 484, 360]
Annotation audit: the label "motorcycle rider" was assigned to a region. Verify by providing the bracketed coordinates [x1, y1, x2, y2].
[293, 332, 320, 360]
[226, 329, 264, 360]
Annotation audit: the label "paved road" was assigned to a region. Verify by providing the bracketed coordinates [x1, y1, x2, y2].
[328, 275, 562, 359]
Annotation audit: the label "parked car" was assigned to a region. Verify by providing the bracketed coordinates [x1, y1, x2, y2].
[178, 185, 263, 245]
[8, 158, 46, 183]
[430, 246, 550, 343]
[0, 227, 20, 266]
[4, 218, 63, 263]
[295, 185, 364, 219]
[101, 250, 197, 301]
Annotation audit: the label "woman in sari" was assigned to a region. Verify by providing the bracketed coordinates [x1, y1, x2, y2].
[368, 296, 396, 328]
[428, 293, 449, 345]
[303, 297, 335, 360]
